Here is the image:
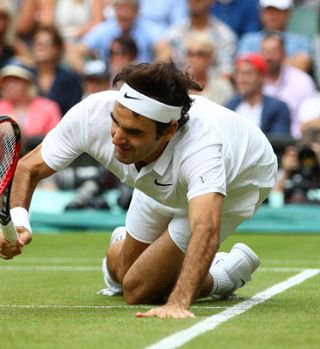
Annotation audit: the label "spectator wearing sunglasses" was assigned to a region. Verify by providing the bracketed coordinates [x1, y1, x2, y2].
[184, 32, 234, 105]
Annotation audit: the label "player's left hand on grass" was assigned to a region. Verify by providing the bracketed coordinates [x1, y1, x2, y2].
[136, 304, 196, 320]
[0, 226, 32, 260]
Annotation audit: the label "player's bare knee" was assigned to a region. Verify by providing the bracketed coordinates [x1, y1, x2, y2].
[122, 274, 147, 305]
[106, 252, 123, 284]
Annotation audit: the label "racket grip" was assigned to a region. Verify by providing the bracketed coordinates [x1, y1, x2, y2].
[1, 220, 18, 245]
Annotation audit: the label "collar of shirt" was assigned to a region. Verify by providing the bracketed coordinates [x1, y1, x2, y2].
[136, 131, 180, 180]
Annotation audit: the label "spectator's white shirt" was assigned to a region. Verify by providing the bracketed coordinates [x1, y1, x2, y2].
[235, 101, 263, 128]
[41, 92, 276, 213]
[297, 92, 320, 124]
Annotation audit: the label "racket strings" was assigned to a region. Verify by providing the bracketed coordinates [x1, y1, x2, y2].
[0, 122, 17, 181]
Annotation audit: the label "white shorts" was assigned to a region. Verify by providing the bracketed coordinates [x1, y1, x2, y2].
[126, 186, 271, 253]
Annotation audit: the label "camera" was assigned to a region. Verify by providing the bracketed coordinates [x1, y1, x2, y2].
[284, 146, 320, 203]
[55, 166, 133, 210]
[55, 166, 107, 190]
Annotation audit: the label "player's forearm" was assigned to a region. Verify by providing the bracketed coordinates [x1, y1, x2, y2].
[10, 145, 56, 210]
[10, 161, 38, 210]
[167, 226, 219, 309]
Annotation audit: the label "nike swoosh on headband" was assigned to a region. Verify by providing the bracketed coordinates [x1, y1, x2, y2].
[124, 92, 141, 100]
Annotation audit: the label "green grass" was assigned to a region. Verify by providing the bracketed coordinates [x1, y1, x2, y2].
[1, 232, 320, 349]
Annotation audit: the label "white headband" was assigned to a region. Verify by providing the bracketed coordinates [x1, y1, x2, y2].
[117, 83, 182, 123]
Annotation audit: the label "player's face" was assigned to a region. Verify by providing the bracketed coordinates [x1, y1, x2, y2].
[111, 102, 176, 166]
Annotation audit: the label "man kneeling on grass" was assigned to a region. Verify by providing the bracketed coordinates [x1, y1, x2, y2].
[0, 62, 277, 319]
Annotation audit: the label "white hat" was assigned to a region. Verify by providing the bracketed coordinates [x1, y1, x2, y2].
[0, 62, 35, 82]
[260, 0, 293, 10]
[83, 60, 110, 80]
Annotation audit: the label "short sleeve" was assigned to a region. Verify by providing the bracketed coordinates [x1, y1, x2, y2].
[181, 144, 227, 201]
[41, 100, 87, 171]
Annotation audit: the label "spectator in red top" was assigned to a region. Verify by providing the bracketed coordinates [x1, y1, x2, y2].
[0, 59, 61, 143]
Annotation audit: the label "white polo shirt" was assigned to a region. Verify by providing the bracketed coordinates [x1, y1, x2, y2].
[41, 91, 277, 216]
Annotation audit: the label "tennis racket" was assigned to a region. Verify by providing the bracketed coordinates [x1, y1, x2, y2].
[0, 115, 21, 245]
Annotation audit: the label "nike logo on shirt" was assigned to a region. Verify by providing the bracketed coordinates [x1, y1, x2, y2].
[154, 178, 172, 186]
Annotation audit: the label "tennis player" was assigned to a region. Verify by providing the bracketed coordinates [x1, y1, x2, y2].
[0, 62, 277, 319]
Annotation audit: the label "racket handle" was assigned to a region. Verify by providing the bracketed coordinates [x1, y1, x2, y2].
[1, 220, 18, 245]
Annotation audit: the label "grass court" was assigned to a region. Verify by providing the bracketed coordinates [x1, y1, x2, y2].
[1, 231, 319, 349]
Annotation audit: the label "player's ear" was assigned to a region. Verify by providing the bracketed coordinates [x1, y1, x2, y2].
[163, 120, 178, 141]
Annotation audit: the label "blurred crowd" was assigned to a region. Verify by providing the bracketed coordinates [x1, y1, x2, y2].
[1, 0, 320, 208]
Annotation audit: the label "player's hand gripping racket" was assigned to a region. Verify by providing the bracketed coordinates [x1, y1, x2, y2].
[0, 115, 21, 245]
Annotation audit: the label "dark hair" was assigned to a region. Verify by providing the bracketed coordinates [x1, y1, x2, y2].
[110, 35, 138, 59]
[33, 25, 65, 52]
[263, 30, 285, 48]
[113, 62, 202, 137]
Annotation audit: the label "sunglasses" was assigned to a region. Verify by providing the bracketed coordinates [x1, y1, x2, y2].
[186, 50, 211, 58]
[109, 48, 132, 56]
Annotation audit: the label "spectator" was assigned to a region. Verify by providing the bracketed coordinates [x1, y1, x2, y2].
[261, 32, 316, 138]
[184, 32, 234, 105]
[297, 93, 320, 134]
[15, 0, 100, 46]
[82, 59, 111, 98]
[35, 0, 105, 44]
[69, 0, 164, 72]
[273, 129, 320, 204]
[0, 59, 61, 142]
[102, 1, 188, 33]
[31, 25, 83, 115]
[15, 0, 52, 46]
[108, 35, 138, 81]
[293, 0, 320, 11]
[226, 53, 291, 136]
[139, 0, 188, 32]
[211, 0, 261, 38]
[155, 0, 237, 78]
[238, 0, 313, 72]
[0, 0, 31, 69]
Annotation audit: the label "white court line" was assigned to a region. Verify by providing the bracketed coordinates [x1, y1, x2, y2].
[11, 257, 101, 263]
[0, 266, 312, 272]
[263, 259, 320, 266]
[0, 304, 227, 310]
[143, 269, 320, 349]
[0, 266, 100, 271]
[260, 267, 312, 273]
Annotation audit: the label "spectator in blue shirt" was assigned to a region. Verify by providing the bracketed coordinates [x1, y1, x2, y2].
[238, 0, 313, 72]
[68, 0, 164, 73]
[211, 0, 261, 38]
[139, 0, 188, 32]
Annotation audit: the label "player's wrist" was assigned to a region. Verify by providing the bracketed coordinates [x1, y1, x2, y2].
[10, 207, 32, 233]
[167, 292, 192, 309]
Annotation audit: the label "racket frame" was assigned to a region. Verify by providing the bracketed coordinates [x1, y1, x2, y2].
[0, 115, 21, 245]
